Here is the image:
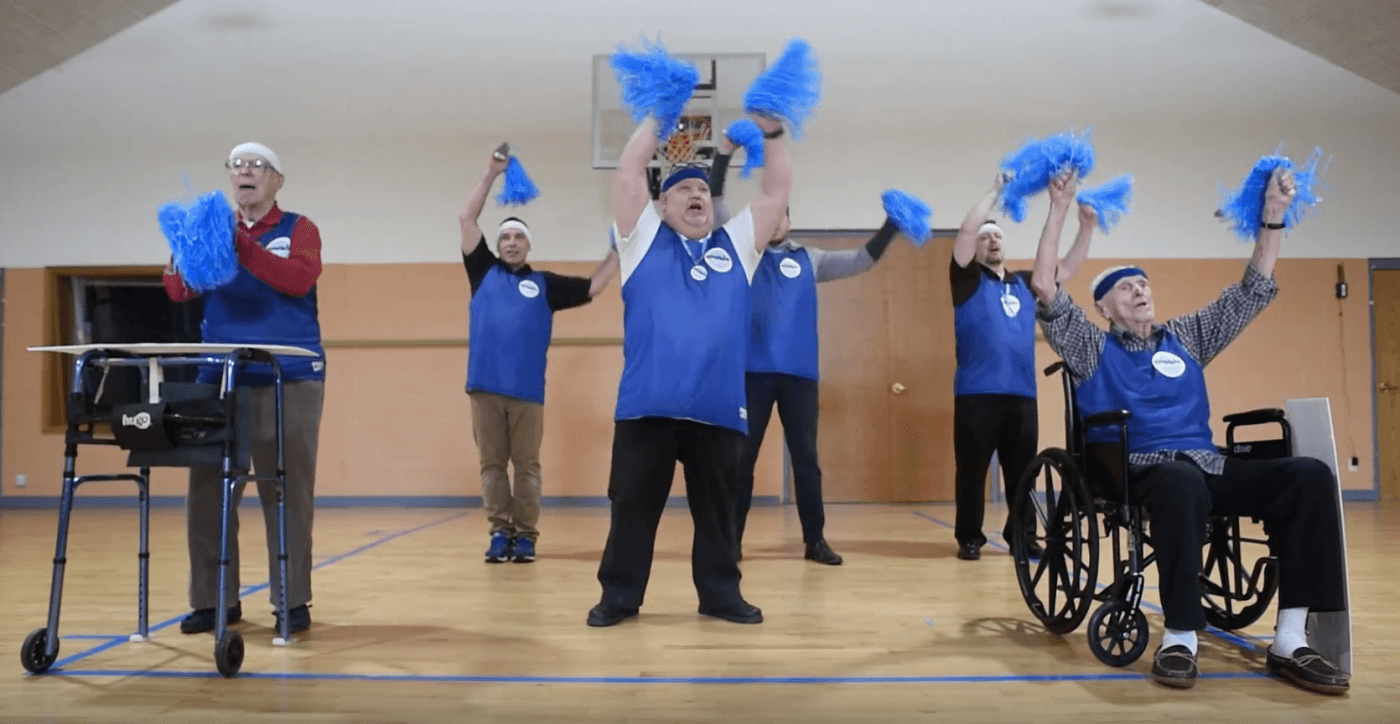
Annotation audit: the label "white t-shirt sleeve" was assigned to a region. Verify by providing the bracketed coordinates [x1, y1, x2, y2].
[722, 206, 761, 282]
[616, 202, 663, 286]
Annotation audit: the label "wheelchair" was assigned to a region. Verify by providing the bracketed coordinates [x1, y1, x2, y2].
[20, 344, 298, 678]
[1008, 361, 1288, 667]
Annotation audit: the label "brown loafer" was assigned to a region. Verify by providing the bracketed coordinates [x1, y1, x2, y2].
[1266, 646, 1349, 695]
[1151, 645, 1199, 689]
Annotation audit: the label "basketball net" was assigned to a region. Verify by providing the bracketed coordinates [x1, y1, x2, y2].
[658, 115, 712, 168]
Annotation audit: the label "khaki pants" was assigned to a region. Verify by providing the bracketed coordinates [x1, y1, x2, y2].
[469, 391, 544, 540]
[186, 380, 323, 611]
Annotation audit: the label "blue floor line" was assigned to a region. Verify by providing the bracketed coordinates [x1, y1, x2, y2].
[913, 509, 1271, 653]
[39, 512, 468, 673]
[47, 668, 1271, 684]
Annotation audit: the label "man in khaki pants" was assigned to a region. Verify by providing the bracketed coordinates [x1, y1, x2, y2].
[459, 144, 618, 562]
[162, 141, 325, 634]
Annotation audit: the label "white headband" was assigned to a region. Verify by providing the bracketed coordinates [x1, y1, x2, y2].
[978, 221, 1003, 238]
[498, 220, 531, 242]
[229, 142, 281, 173]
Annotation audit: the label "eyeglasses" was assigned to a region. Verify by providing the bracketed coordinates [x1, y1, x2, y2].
[226, 157, 274, 172]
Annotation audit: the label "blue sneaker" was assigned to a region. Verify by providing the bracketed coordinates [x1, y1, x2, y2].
[485, 532, 512, 563]
[511, 536, 536, 563]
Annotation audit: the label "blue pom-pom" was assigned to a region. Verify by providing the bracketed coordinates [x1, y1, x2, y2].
[1076, 174, 1134, 234]
[496, 156, 540, 206]
[743, 37, 822, 139]
[997, 128, 1096, 222]
[881, 189, 933, 246]
[159, 190, 237, 291]
[1217, 147, 1327, 241]
[725, 119, 765, 178]
[610, 35, 700, 141]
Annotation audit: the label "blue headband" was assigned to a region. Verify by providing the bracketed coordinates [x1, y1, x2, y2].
[1094, 266, 1148, 301]
[661, 166, 710, 193]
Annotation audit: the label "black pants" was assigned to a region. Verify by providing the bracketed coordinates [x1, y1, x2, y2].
[596, 417, 745, 611]
[735, 372, 825, 546]
[953, 394, 1038, 546]
[1133, 455, 1347, 631]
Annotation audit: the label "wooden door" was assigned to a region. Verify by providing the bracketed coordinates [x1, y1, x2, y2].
[885, 236, 958, 502]
[808, 234, 893, 502]
[1374, 268, 1400, 500]
[800, 233, 958, 503]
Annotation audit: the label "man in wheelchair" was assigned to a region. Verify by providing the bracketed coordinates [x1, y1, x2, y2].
[1026, 169, 1348, 693]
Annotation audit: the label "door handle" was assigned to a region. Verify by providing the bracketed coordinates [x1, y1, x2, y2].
[1381, 382, 1399, 393]
[891, 382, 906, 394]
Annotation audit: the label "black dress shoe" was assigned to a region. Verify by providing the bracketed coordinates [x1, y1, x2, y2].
[1024, 540, 1044, 558]
[1151, 645, 1199, 689]
[586, 603, 638, 627]
[179, 603, 242, 634]
[1266, 646, 1349, 695]
[698, 601, 763, 624]
[804, 539, 843, 565]
[274, 604, 312, 634]
[957, 542, 981, 560]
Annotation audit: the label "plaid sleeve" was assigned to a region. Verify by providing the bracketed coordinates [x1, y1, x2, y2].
[1036, 288, 1105, 382]
[1164, 263, 1277, 366]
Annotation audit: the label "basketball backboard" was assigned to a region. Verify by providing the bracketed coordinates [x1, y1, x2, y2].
[592, 52, 767, 174]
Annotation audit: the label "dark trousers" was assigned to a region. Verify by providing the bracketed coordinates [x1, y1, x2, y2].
[736, 372, 825, 545]
[953, 394, 1038, 546]
[1133, 455, 1347, 631]
[596, 417, 745, 611]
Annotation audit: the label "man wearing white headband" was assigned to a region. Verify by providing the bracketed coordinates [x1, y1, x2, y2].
[163, 140, 325, 636]
[947, 172, 1095, 561]
[1031, 168, 1348, 694]
[459, 143, 618, 563]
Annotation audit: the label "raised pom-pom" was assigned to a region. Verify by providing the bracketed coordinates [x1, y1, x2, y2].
[1076, 174, 1134, 233]
[742, 37, 822, 139]
[1217, 146, 1327, 241]
[725, 118, 765, 178]
[998, 128, 1096, 222]
[610, 35, 700, 141]
[159, 190, 238, 291]
[496, 156, 540, 206]
[881, 189, 933, 246]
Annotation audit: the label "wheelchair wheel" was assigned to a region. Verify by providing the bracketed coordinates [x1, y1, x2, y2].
[1087, 600, 1150, 667]
[1200, 517, 1279, 631]
[21, 628, 58, 674]
[1012, 449, 1099, 635]
[214, 630, 244, 678]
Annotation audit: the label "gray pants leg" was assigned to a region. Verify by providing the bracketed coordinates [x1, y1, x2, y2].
[187, 380, 324, 611]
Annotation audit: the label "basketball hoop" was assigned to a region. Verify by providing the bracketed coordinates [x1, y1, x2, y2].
[658, 114, 712, 167]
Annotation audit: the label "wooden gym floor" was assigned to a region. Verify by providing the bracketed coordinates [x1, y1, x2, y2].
[0, 501, 1395, 723]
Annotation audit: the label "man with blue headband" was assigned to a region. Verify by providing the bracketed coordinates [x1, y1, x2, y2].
[1030, 169, 1347, 695]
[588, 110, 791, 628]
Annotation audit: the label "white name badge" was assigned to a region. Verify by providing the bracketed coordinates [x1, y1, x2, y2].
[265, 236, 292, 258]
[704, 247, 733, 273]
[1002, 294, 1021, 317]
[690, 265, 709, 281]
[1152, 351, 1186, 378]
[518, 280, 540, 298]
[780, 257, 802, 279]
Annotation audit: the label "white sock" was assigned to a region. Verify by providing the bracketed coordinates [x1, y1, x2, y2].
[1270, 607, 1309, 657]
[1161, 628, 1197, 655]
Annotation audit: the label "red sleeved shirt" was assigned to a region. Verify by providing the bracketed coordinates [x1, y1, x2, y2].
[163, 203, 322, 301]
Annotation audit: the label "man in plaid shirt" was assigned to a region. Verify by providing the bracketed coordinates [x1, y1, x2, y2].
[1029, 170, 1348, 695]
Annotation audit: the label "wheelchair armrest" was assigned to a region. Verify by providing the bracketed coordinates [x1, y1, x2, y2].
[1043, 361, 1066, 377]
[1222, 408, 1286, 427]
[1083, 410, 1132, 428]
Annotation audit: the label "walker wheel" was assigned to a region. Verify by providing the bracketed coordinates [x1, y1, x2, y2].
[214, 630, 244, 678]
[21, 628, 58, 674]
